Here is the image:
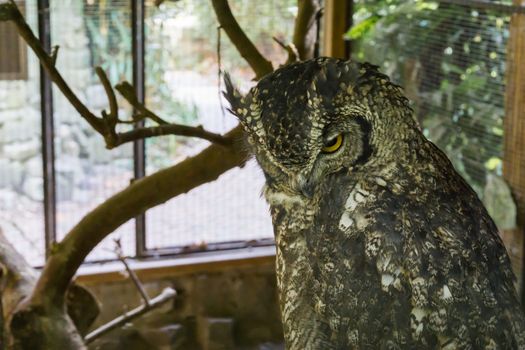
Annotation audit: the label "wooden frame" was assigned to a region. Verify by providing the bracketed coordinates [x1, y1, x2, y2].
[0, 1, 27, 80]
[322, 0, 352, 58]
[503, 0, 525, 300]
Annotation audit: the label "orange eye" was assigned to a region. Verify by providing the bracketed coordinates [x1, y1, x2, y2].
[322, 134, 343, 153]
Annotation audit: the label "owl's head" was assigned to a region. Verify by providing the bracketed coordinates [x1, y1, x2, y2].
[225, 57, 418, 198]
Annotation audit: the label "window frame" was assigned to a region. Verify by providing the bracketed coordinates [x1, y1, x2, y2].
[0, 1, 28, 81]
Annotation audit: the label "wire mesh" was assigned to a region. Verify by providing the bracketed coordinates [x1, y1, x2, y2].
[142, 0, 298, 252]
[352, 0, 513, 196]
[51, 0, 135, 261]
[0, 0, 45, 266]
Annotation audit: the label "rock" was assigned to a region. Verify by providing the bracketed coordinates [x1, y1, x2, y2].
[87, 135, 112, 164]
[25, 155, 42, 177]
[140, 324, 186, 349]
[22, 176, 44, 201]
[55, 171, 75, 202]
[0, 107, 41, 143]
[0, 159, 23, 189]
[4, 138, 41, 162]
[197, 317, 235, 350]
[58, 48, 91, 70]
[86, 84, 110, 111]
[0, 80, 27, 109]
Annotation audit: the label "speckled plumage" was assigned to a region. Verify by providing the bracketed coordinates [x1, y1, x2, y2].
[225, 57, 525, 349]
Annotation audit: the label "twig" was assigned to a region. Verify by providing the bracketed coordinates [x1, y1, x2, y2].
[30, 126, 246, 306]
[95, 67, 119, 128]
[1, 1, 231, 149]
[211, 0, 273, 79]
[292, 0, 321, 60]
[115, 82, 170, 126]
[273, 36, 300, 64]
[0, 1, 106, 135]
[116, 124, 232, 147]
[113, 239, 149, 305]
[84, 287, 176, 344]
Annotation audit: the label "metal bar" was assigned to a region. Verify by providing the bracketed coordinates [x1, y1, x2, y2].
[37, 0, 56, 257]
[84, 287, 176, 344]
[132, 0, 147, 257]
[437, 0, 525, 14]
[139, 238, 276, 258]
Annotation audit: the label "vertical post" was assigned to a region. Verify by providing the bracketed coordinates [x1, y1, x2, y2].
[322, 0, 353, 58]
[132, 0, 147, 257]
[502, 0, 525, 303]
[38, 0, 56, 258]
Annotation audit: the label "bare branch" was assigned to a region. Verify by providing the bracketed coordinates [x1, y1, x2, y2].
[116, 124, 233, 147]
[211, 0, 273, 79]
[2, 1, 231, 150]
[29, 126, 246, 307]
[0, 229, 99, 347]
[0, 0, 322, 346]
[293, 0, 321, 60]
[273, 36, 300, 65]
[84, 288, 176, 344]
[95, 67, 119, 128]
[115, 81, 169, 125]
[0, 0, 106, 135]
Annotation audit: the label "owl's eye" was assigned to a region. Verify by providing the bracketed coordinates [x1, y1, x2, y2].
[322, 134, 344, 153]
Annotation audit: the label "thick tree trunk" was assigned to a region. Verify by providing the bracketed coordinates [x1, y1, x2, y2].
[0, 229, 99, 349]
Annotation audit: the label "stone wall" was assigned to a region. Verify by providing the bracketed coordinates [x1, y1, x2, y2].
[80, 258, 283, 350]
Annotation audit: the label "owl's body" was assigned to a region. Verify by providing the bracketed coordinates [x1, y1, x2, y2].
[225, 58, 525, 349]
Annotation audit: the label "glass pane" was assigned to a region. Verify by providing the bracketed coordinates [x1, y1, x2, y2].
[144, 0, 297, 251]
[0, 0, 45, 266]
[50, 0, 135, 261]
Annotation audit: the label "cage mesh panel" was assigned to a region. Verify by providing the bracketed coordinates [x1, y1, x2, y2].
[143, 0, 298, 251]
[0, 0, 45, 266]
[353, 0, 512, 194]
[51, 0, 135, 261]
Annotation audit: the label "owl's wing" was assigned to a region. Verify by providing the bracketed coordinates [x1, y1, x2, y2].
[391, 186, 525, 348]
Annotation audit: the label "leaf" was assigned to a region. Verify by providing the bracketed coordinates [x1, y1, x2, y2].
[345, 15, 380, 40]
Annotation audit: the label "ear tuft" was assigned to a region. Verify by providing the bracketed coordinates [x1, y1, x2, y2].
[223, 72, 243, 117]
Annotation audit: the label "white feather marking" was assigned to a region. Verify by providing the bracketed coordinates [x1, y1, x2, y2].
[442, 285, 452, 300]
[381, 274, 394, 291]
[339, 212, 354, 231]
[264, 188, 303, 206]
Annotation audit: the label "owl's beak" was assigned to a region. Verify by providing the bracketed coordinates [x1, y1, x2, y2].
[295, 173, 316, 199]
[300, 182, 316, 199]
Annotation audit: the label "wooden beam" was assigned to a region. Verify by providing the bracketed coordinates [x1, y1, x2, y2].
[322, 0, 352, 58]
[502, 0, 525, 298]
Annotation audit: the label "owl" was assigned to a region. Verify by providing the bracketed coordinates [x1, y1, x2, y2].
[224, 57, 525, 349]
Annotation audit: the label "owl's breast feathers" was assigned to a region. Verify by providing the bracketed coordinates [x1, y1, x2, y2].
[272, 140, 525, 349]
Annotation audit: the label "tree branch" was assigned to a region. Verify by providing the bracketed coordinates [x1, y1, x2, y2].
[211, 0, 274, 79]
[29, 126, 247, 307]
[116, 124, 233, 146]
[114, 81, 170, 125]
[293, 0, 321, 60]
[0, 0, 106, 135]
[0, 229, 99, 348]
[0, 0, 322, 347]
[0, 1, 230, 150]
[273, 36, 300, 65]
[95, 67, 119, 129]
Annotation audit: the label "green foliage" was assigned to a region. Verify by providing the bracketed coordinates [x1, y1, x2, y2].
[347, 0, 515, 228]
[350, 0, 515, 229]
